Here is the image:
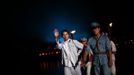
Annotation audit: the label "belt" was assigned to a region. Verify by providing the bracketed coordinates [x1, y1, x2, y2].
[94, 52, 107, 55]
[112, 52, 116, 54]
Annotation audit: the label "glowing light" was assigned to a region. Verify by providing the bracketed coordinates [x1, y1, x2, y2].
[109, 23, 113, 27]
[42, 53, 44, 55]
[56, 51, 58, 54]
[39, 53, 41, 56]
[70, 30, 76, 34]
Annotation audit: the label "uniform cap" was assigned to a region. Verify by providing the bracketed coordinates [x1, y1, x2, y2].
[90, 22, 100, 28]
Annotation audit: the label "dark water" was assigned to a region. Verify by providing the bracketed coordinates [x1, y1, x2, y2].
[39, 61, 64, 75]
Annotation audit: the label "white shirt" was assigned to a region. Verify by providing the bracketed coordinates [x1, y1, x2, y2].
[111, 41, 117, 61]
[57, 39, 83, 67]
[63, 40, 75, 67]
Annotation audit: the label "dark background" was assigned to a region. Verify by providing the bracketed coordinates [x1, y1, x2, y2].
[3, 0, 132, 75]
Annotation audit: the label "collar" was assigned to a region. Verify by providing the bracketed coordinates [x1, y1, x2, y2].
[94, 32, 104, 40]
[64, 39, 71, 43]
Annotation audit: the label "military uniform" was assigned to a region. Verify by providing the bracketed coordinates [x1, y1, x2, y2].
[87, 33, 112, 75]
[86, 22, 112, 75]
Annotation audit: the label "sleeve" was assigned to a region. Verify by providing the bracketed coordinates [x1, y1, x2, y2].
[73, 40, 84, 55]
[86, 39, 93, 55]
[111, 41, 117, 52]
[105, 36, 112, 51]
[56, 39, 63, 50]
[73, 40, 84, 50]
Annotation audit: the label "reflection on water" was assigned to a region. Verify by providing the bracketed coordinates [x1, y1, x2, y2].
[37, 49, 64, 75]
[39, 61, 64, 75]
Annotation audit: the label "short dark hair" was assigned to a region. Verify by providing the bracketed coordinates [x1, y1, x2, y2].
[61, 29, 70, 36]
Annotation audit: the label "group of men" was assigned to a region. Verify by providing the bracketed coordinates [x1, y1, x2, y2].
[54, 22, 116, 75]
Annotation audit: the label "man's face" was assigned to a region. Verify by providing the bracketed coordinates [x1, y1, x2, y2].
[92, 27, 100, 35]
[81, 41, 87, 45]
[63, 32, 69, 41]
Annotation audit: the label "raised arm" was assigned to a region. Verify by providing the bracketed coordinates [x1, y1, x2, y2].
[54, 29, 62, 49]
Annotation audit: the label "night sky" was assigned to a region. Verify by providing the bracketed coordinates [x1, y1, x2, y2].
[7, 0, 126, 44]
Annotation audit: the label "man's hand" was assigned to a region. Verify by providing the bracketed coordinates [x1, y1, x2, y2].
[108, 50, 113, 67]
[80, 61, 86, 68]
[54, 29, 59, 39]
[108, 59, 113, 67]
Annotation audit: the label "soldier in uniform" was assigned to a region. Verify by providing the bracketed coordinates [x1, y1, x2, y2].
[86, 22, 113, 75]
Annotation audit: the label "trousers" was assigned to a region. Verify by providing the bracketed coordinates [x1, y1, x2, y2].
[94, 63, 110, 75]
[111, 60, 116, 75]
[86, 62, 92, 75]
[64, 65, 81, 75]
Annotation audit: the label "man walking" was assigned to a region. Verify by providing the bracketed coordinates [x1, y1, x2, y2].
[54, 29, 84, 75]
[86, 22, 113, 75]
